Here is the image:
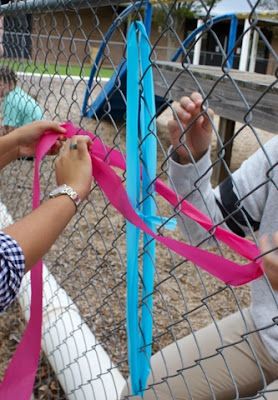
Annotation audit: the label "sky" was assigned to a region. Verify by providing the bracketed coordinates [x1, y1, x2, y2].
[212, 0, 277, 15]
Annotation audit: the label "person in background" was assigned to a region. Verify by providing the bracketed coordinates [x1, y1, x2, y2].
[0, 67, 43, 134]
[121, 92, 278, 399]
[0, 120, 93, 312]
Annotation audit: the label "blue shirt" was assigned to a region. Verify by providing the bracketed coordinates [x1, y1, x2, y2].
[3, 87, 43, 127]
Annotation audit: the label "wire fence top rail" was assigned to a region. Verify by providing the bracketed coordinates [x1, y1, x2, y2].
[0, 0, 126, 14]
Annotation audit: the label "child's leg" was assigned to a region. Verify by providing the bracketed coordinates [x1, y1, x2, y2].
[121, 309, 277, 399]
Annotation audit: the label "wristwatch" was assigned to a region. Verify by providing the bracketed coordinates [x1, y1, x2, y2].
[49, 184, 81, 210]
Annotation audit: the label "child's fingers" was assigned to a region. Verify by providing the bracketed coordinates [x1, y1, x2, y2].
[172, 102, 192, 126]
[190, 92, 203, 107]
[190, 93, 210, 128]
[180, 96, 196, 113]
[180, 93, 203, 123]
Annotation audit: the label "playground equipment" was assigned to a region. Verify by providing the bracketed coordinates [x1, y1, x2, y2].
[82, 4, 238, 121]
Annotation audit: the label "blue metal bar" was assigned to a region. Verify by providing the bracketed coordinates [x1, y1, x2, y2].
[82, 10, 237, 119]
[227, 15, 238, 68]
[84, 59, 127, 119]
[144, 1, 153, 37]
[171, 14, 238, 69]
[82, 0, 150, 117]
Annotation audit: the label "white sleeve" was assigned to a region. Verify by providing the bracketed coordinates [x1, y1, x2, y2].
[168, 147, 223, 245]
[168, 137, 277, 245]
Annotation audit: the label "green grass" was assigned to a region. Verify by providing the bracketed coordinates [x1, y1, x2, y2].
[0, 60, 113, 78]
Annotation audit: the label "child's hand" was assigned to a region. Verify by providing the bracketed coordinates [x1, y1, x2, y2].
[9, 120, 66, 158]
[55, 136, 93, 201]
[260, 233, 278, 291]
[168, 92, 214, 164]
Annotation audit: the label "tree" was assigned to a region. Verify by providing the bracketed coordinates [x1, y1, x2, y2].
[175, 0, 221, 19]
[152, 0, 221, 60]
[153, 0, 221, 29]
[258, 0, 278, 9]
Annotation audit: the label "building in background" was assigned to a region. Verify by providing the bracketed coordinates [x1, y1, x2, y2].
[0, 0, 277, 75]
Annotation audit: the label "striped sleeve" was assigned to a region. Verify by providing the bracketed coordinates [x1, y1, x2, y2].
[216, 176, 260, 237]
[214, 140, 276, 237]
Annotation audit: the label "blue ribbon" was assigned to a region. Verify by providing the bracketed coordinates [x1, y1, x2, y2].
[137, 212, 177, 231]
[126, 21, 157, 396]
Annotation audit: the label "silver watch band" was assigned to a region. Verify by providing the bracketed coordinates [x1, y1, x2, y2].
[49, 184, 81, 210]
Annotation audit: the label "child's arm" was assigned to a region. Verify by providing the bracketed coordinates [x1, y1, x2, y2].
[168, 92, 213, 165]
[167, 92, 220, 245]
[168, 92, 273, 245]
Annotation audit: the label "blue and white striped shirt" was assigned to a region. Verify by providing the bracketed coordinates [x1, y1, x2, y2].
[0, 232, 25, 312]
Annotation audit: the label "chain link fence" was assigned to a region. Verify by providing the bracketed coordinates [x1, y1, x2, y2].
[0, 0, 277, 399]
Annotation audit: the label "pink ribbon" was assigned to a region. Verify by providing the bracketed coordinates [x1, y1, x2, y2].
[0, 122, 263, 399]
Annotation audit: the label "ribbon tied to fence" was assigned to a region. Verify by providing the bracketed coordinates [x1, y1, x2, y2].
[126, 21, 158, 396]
